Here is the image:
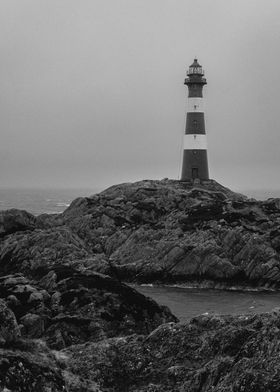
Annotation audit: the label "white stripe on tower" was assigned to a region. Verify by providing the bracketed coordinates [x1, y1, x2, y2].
[184, 134, 208, 150]
[187, 98, 204, 113]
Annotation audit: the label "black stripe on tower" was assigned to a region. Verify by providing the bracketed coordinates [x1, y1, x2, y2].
[188, 85, 203, 98]
[185, 112, 205, 135]
[181, 150, 209, 180]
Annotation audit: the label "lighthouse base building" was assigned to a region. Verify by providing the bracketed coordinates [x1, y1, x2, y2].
[181, 59, 210, 183]
[181, 150, 209, 181]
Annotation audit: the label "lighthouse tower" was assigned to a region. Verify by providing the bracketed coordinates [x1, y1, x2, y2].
[181, 59, 209, 181]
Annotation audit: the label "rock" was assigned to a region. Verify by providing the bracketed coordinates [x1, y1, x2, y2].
[0, 267, 177, 349]
[57, 179, 280, 289]
[42, 268, 177, 349]
[0, 209, 36, 238]
[0, 299, 20, 344]
[0, 227, 90, 277]
[63, 312, 280, 391]
[0, 339, 66, 391]
[2, 179, 280, 289]
[6, 294, 20, 307]
[20, 313, 45, 338]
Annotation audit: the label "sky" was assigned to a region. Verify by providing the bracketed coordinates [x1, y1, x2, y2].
[0, 0, 280, 192]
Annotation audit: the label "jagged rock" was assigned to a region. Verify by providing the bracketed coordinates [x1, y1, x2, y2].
[63, 312, 280, 391]
[0, 336, 103, 391]
[1, 178, 280, 291]
[42, 268, 177, 349]
[0, 299, 20, 344]
[20, 313, 45, 338]
[0, 227, 90, 276]
[2, 179, 280, 289]
[0, 209, 36, 238]
[0, 268, 177, 349]
[56, 179, 280, 289]
[0, 340, 66, 391]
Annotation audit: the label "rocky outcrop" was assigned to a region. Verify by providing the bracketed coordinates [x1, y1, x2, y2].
[0, 209, 36, 238]
[3, 307, 280, 392]
[0, 200, 178, 390]
[50, 179, 280, 289]
[0, 227, 91, 276]
[63, 310, 280, 391]
[0, 301, 66, 391]
[0, 298, 20, 344]
[1, 179, 280, 290]
[0, 340, 67, 391]
[0, 269, 176, 349]
[0, 266, 176, 391]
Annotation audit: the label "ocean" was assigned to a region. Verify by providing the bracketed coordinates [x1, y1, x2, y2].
[238, 189, 280, 200]
[0, 187, 100, 216]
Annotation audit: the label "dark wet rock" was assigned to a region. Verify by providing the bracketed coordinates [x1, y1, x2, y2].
[20, 313, 45, 338]
[0, 302, 68, 391]
[43, 269, 177, 349]
[2, 179, 280, 289]
[1, 178, 280, 291]
[0, 336, 103, 391]
[54, 179, 280, 289]
[62, 311, 280, 392]
[0, 262, 177, 389]
[0, 209, 36, 238]
[0, 227, 90, 277]
[0, 268, 177, 349]
[0, 299, 20, 344]
[0, 339, 66, 391]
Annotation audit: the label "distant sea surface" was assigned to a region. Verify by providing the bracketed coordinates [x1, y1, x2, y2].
[0, 187, 279, 216]
[0, 188, 100, 216]
[239, 189, 280, 200]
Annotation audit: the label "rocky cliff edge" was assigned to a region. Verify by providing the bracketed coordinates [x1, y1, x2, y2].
[28, 178, 280, 290]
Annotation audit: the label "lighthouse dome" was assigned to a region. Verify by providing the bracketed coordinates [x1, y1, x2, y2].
[190, 58, 201, 68]
[188, 58, 204, 75]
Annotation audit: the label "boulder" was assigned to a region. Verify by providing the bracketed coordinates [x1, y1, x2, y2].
[0, 268, 177, 349]
[0, 299, 20, 344]
[0, 209, 36, 238]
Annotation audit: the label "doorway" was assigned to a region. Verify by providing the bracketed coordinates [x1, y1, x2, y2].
[192, 168, 199, 179]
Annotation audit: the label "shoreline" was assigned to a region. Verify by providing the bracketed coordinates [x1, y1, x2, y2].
[131, 281, 278, 293]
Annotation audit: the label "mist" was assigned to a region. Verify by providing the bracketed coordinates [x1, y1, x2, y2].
[0, 0, 280, 192]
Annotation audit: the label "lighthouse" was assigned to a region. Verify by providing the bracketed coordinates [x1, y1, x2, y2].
[181, 59, 209, 181]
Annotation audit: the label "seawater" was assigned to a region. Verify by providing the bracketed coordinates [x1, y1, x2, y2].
[238, 189, 280, 200]
[0, 188, 100, 216]
[135, 285, 280, 323]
